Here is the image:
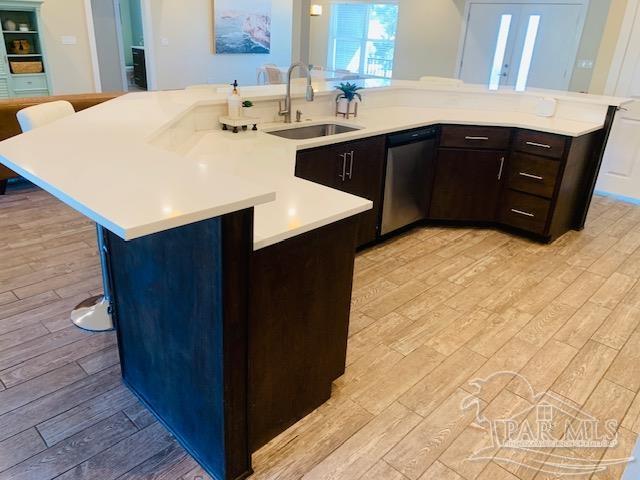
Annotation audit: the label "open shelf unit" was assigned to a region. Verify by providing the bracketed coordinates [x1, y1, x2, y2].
[0, 1, 49, 98]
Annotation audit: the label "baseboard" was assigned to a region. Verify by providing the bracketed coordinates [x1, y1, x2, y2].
[594, 190, 640, 205]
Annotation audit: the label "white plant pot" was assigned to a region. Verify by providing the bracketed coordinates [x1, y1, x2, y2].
[338, 98, 357, 115]
[337, 98, 351, 114]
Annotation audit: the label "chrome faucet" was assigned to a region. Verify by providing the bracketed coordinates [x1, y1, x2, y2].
[279, 62, 315, 123]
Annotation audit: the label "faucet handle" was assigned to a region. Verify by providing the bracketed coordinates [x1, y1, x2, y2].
[296, 110, 303, 123]
[278, 100, 287, 116]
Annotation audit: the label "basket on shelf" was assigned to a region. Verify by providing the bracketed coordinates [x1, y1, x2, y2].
[10, 61, 42, 74]
[10, 39, 31, 54]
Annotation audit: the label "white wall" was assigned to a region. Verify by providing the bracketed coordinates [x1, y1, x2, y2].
[393, 0, 467, 80]
[292, 0, 311, 64]
[308, 0, 331, 68]
[40, 0, 96, 94]
[149, 0, 293, 90]
[91, 0, 123, 92]
[569, 0, 613, 92]
[305, 0, 467, 78]
[590, 0, 628, 94]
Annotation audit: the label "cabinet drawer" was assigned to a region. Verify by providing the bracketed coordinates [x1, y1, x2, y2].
[12, 74, 47, 91]
[507, 153, 561, 199]
[440, 125, 511, 150]
[514, 130, 567, 159]
[12, 89, 49, 98]
[500, 190, 551, 235]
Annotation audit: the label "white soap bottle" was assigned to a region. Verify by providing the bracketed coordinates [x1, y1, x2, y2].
[228, 80, 243, 119]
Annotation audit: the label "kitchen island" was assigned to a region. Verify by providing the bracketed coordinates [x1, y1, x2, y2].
[0, 80, 629, 480]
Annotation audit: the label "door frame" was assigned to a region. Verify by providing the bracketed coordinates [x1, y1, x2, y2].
[84, 0, 156, 92]
[454, 0, 590, 89]
[84, 0, 101, 92]
[112, 0, 128, 91]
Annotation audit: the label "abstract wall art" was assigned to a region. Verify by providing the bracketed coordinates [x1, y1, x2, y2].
[214, 0, 271, 54]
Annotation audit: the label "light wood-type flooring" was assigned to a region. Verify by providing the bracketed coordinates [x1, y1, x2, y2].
[1, 182, 640, 479]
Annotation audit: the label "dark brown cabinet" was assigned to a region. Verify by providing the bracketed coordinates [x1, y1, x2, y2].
[500, 129, 600, 241]
[295, 136, 386, 246]
[132, 47, 147, 90]
[295, 122, 604, 247]
[440, 125, 512, 150]
[499, 189, 551, 235]
[514, 129, 567, 159]
[430, 148, 507, 221]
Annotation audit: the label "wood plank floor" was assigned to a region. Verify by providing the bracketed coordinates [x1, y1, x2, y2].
[1, 182, 640, 479]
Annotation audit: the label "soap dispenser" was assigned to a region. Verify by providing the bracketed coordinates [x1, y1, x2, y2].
[228, 80, 243, 119]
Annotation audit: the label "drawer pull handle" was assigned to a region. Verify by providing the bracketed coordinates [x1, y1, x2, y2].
[519, 172, 544, 181]
[465, 136, 489, 141]
[511, 208, 535, 218]
[526, 141, 551, 149]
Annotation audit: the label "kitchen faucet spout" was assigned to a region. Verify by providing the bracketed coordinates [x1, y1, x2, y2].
[279, 62, 315, 123]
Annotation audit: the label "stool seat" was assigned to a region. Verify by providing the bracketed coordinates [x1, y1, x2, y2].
[17, 100, 75, 132]
[16, 100, 114, 332]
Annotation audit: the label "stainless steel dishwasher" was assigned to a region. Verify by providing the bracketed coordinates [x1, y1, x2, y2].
[381, 127, 438, 235]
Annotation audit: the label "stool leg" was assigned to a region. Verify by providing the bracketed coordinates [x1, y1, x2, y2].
[70, 224, 114, 332]
[0, 180, 7, 195]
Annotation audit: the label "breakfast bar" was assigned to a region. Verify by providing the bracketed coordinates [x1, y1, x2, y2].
[0, 80, 629, 480]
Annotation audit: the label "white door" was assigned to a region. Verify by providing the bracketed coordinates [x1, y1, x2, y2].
[91, 0, 126, 91]
[508, 4, 583, 90]
[459, 2, 584, 90]
[459, 3, 522, 86]
[597, 0, 640, 201]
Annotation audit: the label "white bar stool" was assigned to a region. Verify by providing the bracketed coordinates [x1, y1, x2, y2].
[17, 101, 114, 332]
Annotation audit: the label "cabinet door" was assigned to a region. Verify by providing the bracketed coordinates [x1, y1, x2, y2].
[429, 149, 507, 221]
[295, 146, 344, 190]
[295, 137, 386, 247]
[340, 137, 386, 245]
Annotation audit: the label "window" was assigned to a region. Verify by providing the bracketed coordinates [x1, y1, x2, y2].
[515, 15, 541, 91]
[328, 2, 399, 78]
[488, 14, 512, 91]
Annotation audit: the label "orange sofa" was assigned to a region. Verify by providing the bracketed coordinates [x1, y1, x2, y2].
[0, 92, 124, 194]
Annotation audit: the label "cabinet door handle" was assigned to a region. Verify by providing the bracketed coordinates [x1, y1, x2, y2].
[339, 153, 347, 182]
[519, 172, 544, 181]
[511, 208, 535, 218]
[497, 156, 505, 180]
[526, 141, 551, 149]
[347, 151, 355, 180]
[465, 136, 489, 141]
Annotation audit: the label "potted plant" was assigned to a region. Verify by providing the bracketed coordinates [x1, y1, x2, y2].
[335, 82, 363, 117]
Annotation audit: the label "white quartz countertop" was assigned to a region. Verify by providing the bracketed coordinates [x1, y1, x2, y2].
[0, 81, 627, 249]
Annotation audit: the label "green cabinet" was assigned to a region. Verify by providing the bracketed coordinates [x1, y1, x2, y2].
[0, 1, 50, 99]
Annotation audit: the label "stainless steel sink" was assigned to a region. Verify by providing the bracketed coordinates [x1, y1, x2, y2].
[266, 123, 361, 140]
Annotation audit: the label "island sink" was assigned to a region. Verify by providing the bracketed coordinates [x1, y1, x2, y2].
[266, 123, 361, 140]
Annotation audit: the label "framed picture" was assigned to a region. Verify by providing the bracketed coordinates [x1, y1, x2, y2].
[214, 0, 271, 54]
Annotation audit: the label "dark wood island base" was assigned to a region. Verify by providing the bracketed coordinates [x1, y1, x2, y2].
[104, 211, 358, 480]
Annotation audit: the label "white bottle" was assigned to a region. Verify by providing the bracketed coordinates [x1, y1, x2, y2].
[228, 80, 243, 119]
